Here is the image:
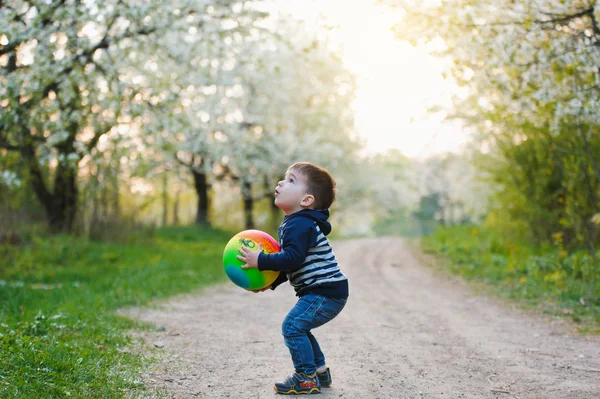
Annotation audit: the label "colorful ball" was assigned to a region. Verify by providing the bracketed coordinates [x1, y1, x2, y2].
[223, 229, 281, 290]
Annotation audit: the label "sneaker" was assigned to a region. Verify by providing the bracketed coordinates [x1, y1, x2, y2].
[274, 371, 320, 395]
[317, 367, 332, 387]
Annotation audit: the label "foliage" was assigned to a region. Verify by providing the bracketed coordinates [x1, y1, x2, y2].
[372, 209, 426, 237]
[0, 226, 232, 398]
[365, 151, 489, 236]
[422, 225, 600, 333]
[389, 0, 600, 250]
[134, 14, 360, 227]
[1, 1, 367, 233]
[0, 0, 268, 232]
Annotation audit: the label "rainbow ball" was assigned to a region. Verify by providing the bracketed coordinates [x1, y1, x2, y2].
[223, 229, 281, 290]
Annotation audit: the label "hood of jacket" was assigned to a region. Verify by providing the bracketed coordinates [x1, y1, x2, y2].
[289, 209, 332, 236]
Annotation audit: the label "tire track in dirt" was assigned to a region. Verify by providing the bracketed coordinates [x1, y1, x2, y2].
[122, 238, 599, 398]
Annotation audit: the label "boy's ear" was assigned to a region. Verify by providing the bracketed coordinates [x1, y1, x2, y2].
[301, 194, 315, 208]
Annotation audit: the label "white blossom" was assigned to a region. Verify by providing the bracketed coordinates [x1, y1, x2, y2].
[0, 170, 22, 189]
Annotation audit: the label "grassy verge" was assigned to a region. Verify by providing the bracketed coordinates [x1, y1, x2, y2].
[420, 225, 600, 334]
[0, 226, 233, 398]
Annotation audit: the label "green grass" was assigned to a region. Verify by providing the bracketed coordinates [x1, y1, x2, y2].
[0, 226, 233, 399]
[420, 225, 600, 334]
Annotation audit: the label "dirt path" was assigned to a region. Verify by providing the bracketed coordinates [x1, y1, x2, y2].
[122, 238, 600, 399]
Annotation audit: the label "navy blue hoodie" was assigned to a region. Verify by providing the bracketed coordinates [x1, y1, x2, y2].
[258, 209, 348, 298]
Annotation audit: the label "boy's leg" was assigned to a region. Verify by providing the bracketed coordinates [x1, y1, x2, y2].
[281, 295, 322, 376]
[275, 295, 347, 394]
[281, 295, 347, 375]
[275, 295, 323, 394]
[307, 296, 348, 388]
[307, 332, 333, 388]
[307, 331, 325, 370]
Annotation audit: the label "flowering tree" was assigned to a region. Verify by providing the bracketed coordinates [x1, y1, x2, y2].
[0, 0, 260, 232]
[216, 19, 358, 228]
[149, 15, 359, 228]
[387, 0, 600, 248]
[410, 153, 489, 225]
[117, 1, 269, 227]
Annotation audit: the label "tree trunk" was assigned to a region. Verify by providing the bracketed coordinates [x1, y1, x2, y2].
[91, 178, 99, 229]
[162, 172, 169, 227]
[192, 168, 210, 227]
[43, 161, 78, 233]
[242, 180, 254, 229]
[23, 143, 77, 233]
[173, 184, 180, 226]
[100, 175, 108, 222]
[112, 162, 120, 221]
[265, 176, 280, 229]
[270, 197, 280, 229]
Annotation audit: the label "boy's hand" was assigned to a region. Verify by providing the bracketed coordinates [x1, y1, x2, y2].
[237, 243, 262, 269]
[247, 285, 271, 293]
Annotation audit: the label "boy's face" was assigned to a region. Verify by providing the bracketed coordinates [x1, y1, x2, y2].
[274, 168, 314, 215]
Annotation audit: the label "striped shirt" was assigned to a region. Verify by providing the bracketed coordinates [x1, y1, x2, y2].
[258, 209, 349, 298]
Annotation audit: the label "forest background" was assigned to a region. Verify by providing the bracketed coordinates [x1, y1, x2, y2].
[0, 0, 599, 397]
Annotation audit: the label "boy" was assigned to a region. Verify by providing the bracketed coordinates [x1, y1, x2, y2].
[237, 162, 349, 395]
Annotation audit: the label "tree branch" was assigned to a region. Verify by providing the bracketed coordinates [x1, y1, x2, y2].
[587, 5, 600, 39]
[21, 127, 53, 206]
[0, 130, 22, 151]
[460, 7, 595, 30]
[175, 153, 192, 168]
[537, 8, 594, 26]
[0, 0, 67, 56]
[24, 16, 158, 108]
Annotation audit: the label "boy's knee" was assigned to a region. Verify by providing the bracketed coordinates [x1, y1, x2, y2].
[281, 318, 304, 336]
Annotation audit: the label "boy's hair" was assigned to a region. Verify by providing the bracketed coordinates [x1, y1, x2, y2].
[287, 162, 337, 209]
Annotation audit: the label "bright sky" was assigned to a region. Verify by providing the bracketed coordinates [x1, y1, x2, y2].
[270, 0, 469, 158]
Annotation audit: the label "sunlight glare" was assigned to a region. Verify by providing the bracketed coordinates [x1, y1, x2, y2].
[270, 0, 468, 158]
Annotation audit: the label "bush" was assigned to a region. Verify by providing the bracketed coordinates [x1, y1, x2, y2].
[422, 225, 600, 333]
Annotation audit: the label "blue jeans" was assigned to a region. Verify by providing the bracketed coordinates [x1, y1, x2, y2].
[281, 294, 347, 376]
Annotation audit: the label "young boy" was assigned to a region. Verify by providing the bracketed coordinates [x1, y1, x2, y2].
[237, 161, 349, 395]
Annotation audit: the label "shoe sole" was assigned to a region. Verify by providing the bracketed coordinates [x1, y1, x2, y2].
[274, 386, 321, 395]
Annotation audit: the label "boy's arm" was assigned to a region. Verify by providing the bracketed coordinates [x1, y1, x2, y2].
[258, 218, 314, 272]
